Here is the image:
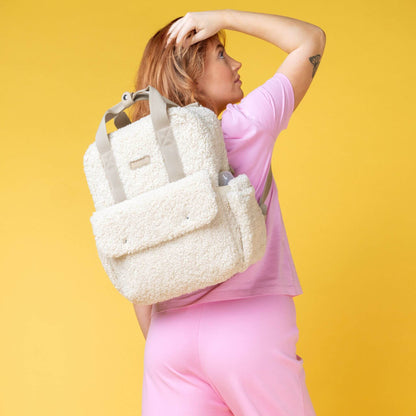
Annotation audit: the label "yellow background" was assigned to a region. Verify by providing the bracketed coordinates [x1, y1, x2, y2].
[1, 0, 415, 415]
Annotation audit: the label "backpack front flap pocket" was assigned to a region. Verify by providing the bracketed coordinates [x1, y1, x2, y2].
[90, 169, 218, 258]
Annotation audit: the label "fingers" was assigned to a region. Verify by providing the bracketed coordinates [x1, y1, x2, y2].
[166, 18, 183, 39]
[166, 15, 197, 48]
[165, 17, 185, 47]
[175, 22, 195, 47]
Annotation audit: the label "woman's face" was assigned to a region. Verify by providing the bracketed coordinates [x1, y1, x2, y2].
[196, 39, 243, 116]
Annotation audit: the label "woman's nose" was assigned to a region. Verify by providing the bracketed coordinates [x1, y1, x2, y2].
[232, 59, 242, 71]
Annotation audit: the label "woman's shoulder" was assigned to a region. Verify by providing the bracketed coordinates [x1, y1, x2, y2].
[222, 71, 295, 138]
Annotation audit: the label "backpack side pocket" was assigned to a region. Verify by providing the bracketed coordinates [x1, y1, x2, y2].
[222, 174, 268, 269]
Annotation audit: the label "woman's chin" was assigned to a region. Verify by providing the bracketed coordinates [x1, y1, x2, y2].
[233, 89, 244, 103]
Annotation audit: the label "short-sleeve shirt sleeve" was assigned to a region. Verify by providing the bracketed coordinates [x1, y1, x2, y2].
[221, 71, 295, 144]
[220, 72, 295, 196]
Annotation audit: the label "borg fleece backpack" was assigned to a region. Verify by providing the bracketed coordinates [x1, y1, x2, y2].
[83, 85, 273, 305]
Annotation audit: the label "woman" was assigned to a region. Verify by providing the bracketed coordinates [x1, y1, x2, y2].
[132, 9, 325, 416]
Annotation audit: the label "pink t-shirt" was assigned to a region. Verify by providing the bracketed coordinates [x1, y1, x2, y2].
[152, 71, 303, 314]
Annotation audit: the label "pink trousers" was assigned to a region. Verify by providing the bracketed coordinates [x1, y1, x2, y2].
[142, 294, 316, 416]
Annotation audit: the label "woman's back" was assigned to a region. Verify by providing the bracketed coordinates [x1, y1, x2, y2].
[152, 71, 303, 314]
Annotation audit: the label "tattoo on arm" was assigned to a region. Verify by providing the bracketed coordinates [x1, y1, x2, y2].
[309, 54, 321, 78]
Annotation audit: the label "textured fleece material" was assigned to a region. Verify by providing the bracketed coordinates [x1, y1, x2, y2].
[85, 92, 273, 304]
[153, 72, 303, 313]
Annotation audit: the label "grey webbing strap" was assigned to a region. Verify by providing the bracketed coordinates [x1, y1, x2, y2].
[147, 87, 186, 183]
[95, 96, 133, 203]
[114, 111, 131, 129]
[95, 86, 184, 203]
[259, 165, 273, 216]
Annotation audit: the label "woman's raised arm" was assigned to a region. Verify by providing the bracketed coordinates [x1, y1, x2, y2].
[221, 10, 324, 53]
[167, 9, 326, 112]
[221, 10, 326, 111]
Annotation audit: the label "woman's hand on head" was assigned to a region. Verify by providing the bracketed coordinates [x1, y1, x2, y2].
[165, 10, 228, 48]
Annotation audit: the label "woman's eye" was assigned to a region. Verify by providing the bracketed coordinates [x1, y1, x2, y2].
[219, 50, 225, 58]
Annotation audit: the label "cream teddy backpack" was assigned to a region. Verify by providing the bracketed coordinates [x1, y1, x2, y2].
[83, 86, 272, 305]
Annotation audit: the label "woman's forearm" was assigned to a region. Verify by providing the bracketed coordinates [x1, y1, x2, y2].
[132, 303, 152, 340]
[221, 9, 324, 53]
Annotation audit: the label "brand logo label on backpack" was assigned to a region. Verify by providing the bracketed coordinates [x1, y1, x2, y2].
[130, 155, 150, 170]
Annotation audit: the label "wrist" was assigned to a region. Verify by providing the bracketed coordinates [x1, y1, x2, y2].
[220, 9, 233, 30]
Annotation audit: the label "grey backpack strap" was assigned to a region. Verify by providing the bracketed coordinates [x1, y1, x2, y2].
[95, 94, 133, 203]
[259, 164, 273, 216]
[145, 86, 187, 183]
[95, 86, 183, 203]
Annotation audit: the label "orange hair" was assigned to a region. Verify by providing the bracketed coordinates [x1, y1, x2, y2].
[129, 17, 227, 122]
